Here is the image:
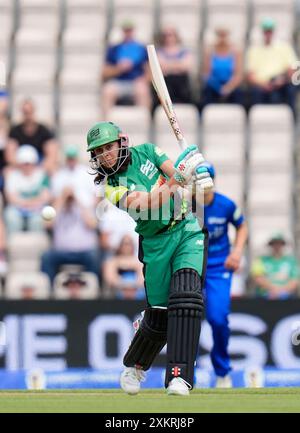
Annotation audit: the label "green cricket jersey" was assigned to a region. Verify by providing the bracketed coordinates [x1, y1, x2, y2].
[103, 143, 187, 238]
[252, 255, 299, 297]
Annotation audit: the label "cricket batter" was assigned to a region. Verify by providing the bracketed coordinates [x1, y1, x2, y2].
[202, 163, 248, 387]
[86, 121, 213, 396]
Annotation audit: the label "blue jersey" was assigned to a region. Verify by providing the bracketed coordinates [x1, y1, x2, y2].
[106, 41, 148, 81]
[204, 192, 244, 268]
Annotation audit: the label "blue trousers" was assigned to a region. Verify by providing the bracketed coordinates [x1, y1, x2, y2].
[249, 83, 296, 117]
[41, 249, 99, 284]
[204, 266, 232, 377]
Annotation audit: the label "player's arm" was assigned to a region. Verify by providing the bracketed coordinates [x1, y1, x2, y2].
[124, 147, 204, 211]
[233, 221, 248, 256]
[225, 221, 248, 271]
[124, 174, 182, 211]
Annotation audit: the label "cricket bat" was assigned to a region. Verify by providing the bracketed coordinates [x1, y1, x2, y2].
[147, 44, 187, 151]
[147, 44, 203, 227]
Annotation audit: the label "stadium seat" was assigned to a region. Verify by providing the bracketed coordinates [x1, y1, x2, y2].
[248, 213, 293, 255]
[53, 271, 99, 299]
[7, 232, 50, 262]
[60, 53, 103, 92]
[18, 0, 61, 10]
[15, 9, 60, 52]
[159, 0, 203, 50]
[202, 104, 246, 206]
[213, 170, 244, 206]
[204, 0, 248, 47]
[154, 104, 200, 162]
[9, 259, 40, 273]
[12, 53, 56, 91]
[107, 106, 151, 146]
[248, 170, 292, 212]
[65, 0, 103, 7]
[5, 272, 51, 300]
[249, 105, 293, 169]
[110, 0, 155, 44]
[60, 91, 100, 128]
[248, 105, 294, 221]
[250, 0, 295, 43]
[0, 2, 14, 50]
[63, 8, 106, 53]
[202, 104, 246, 169]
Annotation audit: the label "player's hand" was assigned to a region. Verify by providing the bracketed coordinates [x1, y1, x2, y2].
[174, 146, 205, 185]
[174, 145, 199, 165]
[220, 84, 232, 96]
[118, 59, 134, 73]
[193, 165, 214, 191]
[224, 250, 242, 271]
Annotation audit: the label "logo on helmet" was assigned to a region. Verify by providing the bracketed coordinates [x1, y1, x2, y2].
[90, 128, 100, 139]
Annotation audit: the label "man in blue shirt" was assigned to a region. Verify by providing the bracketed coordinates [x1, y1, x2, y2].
[202, 163, 248, 387]
[101, 21, 151, 118]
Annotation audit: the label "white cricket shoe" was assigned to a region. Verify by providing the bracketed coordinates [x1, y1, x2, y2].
[120, 367, 146, 395]
[215, 375, 232, 388]
[167, 378, 190, 396]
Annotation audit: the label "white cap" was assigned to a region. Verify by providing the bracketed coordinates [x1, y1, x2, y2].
[16, 145, 39, 165]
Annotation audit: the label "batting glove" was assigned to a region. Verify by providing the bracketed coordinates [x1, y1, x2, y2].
[174, 147, 205, 185]
[192, 165, 214, 191]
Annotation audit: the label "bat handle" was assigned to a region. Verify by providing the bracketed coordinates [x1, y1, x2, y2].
[178, 138, 188, 150]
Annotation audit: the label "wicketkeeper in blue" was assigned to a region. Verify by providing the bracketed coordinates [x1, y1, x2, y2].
[202, 163, 248, 387]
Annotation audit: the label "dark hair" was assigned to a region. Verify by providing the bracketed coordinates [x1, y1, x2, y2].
[158, 27, 181, 46]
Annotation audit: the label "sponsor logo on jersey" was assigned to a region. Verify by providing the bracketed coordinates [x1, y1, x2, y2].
[196, 240, 204, 246]
[154, 146, 165, 157]
[208, 217, 226, 224]
[140, 159, 158, 179]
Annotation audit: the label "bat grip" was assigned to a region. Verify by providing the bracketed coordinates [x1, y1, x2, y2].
[178, 138, 188, 150]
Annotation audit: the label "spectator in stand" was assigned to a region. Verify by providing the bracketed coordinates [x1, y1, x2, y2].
[103, 235, 144, 298]
[0, 111, 8, 193]
[246, 18, 297, 115]
[0, 81, 9, 192]
[51, 145, 96, 208]
[7, 98, 59, 174]
[156, 27, 193, 105]
[61, 272, 88, 300]
[201, 27, 243, 108]
[101, 21, 151, 118]
[0, 86, 8, 122]
[98, 201, 139, 257]
[41, 186, 99, 284]
[116, 272, 145, 300]
[251, 233, 299, 299]
[4, 145, 50, 233]
[0, 194, 7, 277]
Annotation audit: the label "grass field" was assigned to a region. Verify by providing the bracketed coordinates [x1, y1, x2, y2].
[0, 388, 299, 413]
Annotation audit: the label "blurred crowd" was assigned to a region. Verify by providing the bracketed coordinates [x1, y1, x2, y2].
[0, 16, 299, 300]
[101, 18, 298, 118]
